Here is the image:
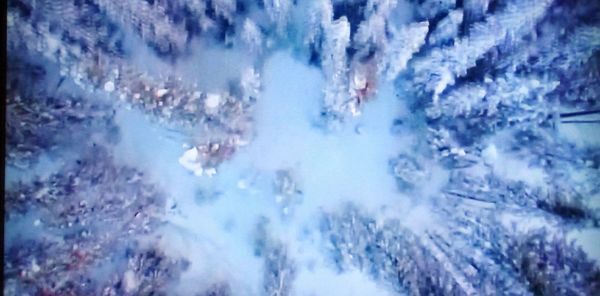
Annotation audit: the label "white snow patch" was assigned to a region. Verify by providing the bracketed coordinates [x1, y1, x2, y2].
[558, 121, 600, 148]
[155, 88, 169, 98]
[231, 52, 411, 216]
[112, 107, 199, 203]
[500, 211, 555, 233]
[399, 204, 439, 235]
[123, 270, 139, 293]
[588, 193, 600, 210]
[486, 136, 547, 187]
[568, 229, 600, 264]
[103, 81, 115, 92]
[294, 267, 397, 296]
[179, 147, 204, 176]
[205, 93, 222, 110]
[492, 153, 546, 187]
[481, 144, 498, 165]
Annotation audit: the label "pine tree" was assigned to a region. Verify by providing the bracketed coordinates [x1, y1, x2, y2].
[263, 0, 293, 36]
[92, 0, 189, 56]
[416, 0, 456, 20]
[241, 18, 264, 53]
[412, 0, 554, 100]
[321, 16, 352, 119]
[428, 9, 464, 47]
[379, 21, 429, 82]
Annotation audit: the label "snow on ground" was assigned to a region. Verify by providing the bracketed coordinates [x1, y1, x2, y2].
[294, 267, 397, 296]
[231, 52, 412, 216]
[110, 50, 416, 295]
[558, 115, 600, 265]
[482, 133, 548, 188]
[557, 109, 600, 149]
[558, 121, 600, 148]
[568, 229, 600, 263]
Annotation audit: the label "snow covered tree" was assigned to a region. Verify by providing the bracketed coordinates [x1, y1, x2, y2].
[321, 203, 600, 295]
[304, 0, 334, 47]
[412, 0, 554, 100]
[263, 0, 293, 36]
[353, 11, 388, 51]
[3, 145, 191, 295]
[427, 126, 480, 168]
[241, 18, 264, 53]
[402, 0, 600, 180]
[427, 74, 559, 120]
[423, 71, 566, 162]
[462, 0, 491, 25]
[378, 21, 429, 82]
[354, 0, 400, 48]
[415, 0, 456, 20]
[254, 218, 296, 296]
[551, 53, 600, 108]
[92, 0, 189, 56]
[240, 67, 262, 103]
[7, 0, 254, 133]
[321, 16, 352, 120]
[210, 0, 238, 23]
[428, 9, 464, 47]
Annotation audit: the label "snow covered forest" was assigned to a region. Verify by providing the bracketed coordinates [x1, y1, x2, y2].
[4, 0, 600, 295]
